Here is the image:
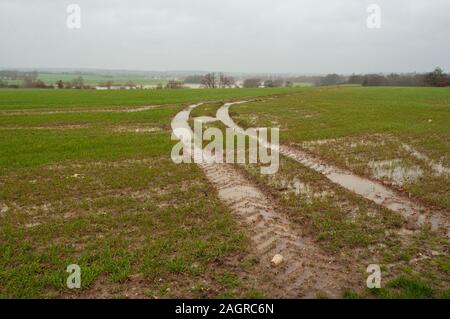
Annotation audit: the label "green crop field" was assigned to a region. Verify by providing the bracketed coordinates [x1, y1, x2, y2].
[0, 86, 449, 299]
[0, 87, 300, 298]
[0, 87, 301, 111]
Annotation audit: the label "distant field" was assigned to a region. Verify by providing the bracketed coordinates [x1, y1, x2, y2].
[0, 87, 302, 110]
[37, 73, 167, 86]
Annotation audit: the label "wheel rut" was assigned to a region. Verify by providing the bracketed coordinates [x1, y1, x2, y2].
[171, 103, 353, 298]
[197, 161, 350, 298]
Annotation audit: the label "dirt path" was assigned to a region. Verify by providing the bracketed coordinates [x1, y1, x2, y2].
[218, 102, 450, 237]
[171, 103, 356, 298]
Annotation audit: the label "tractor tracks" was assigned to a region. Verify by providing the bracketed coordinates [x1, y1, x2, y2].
[171, 103, 353, 298]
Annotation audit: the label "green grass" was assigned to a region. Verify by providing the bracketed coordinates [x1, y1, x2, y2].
[0, 87, 302, 110]
[0, 158, 255, 298]
[233, 86, 450, 153]
[0, 88, 294, 298]
[0, 107, 178, 127]
[371, 276, 434, 299]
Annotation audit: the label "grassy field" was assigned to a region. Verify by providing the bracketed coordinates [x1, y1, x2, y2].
[0, 88, 305, 298]
[1, 86, 449, 298]
[0, 88, 301, 111]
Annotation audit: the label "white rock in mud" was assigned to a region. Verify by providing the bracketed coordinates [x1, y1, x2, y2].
[271, 254, 284, 266]
[0, 204, 9, 214]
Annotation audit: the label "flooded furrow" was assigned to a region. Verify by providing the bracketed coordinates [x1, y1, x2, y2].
[0, 105, 162, 116]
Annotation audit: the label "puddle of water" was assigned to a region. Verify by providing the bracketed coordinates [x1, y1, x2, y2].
[193, 116, 218, 124]
[220, 185, 262, 201]
[114, 127, 161, 133]
[0, 105, 161, 116]
[302, 138, 384, 150]
[402, 143, 450, 175]
[368, 159, 423, 186]
[269, 176, 332, 200]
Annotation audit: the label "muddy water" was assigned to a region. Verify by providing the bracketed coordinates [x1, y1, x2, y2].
[193, 116, 218, 123]
[0, 105, 162, 116]
[219, 103, 449, 236]
[171, 103, 355, 298]
[368, 159, 423, 186]
[401, 143, 450, 175]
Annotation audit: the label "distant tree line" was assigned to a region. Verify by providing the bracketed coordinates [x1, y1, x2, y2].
[348, 68, 450, 87]
[317, 68, 450, 87]
[2, 68, 449, 89]
[0, 79, 20, 88]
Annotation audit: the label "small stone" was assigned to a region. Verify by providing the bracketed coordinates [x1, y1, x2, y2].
[271, 254, 284, 266]
[191, 262, 200, 269]
[0, 204, 9, 214]
[25, 222, 41, 228]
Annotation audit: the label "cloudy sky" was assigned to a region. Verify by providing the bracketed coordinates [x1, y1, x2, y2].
[1, 0, 449, 74]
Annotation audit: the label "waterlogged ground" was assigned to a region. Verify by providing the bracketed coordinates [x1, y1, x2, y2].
[1, 86, 449, 298]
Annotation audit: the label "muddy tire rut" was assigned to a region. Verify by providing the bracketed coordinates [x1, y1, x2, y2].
[172, 103, 355, 298]
[197, 161, 352, 298]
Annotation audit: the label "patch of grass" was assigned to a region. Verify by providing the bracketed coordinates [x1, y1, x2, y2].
[190, 102, 223, 118]
[342, 289, 361, 299]
[372, 275, 434, 299]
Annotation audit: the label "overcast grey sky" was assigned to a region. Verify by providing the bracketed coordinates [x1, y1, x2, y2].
[1, 0, 449, 74]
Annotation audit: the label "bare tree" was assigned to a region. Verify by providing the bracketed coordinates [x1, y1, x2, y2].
[202, 73, 216, 88]
[218, 73, 235, 88]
